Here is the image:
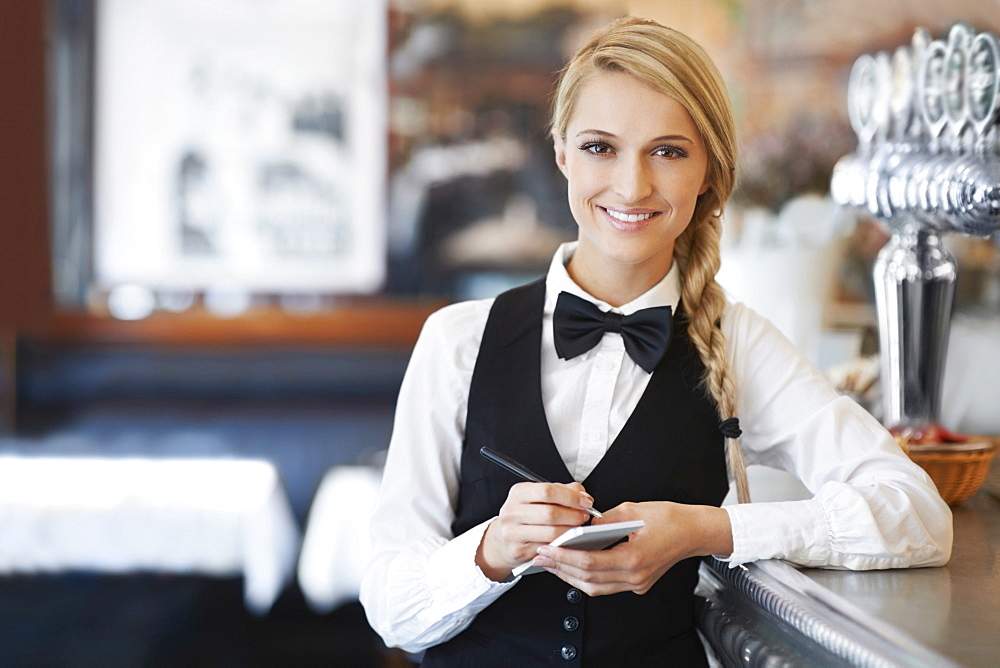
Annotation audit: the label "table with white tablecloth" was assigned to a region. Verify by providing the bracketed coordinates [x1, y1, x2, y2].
[0, 456, 300, 614]
[298, 465, 381, 612]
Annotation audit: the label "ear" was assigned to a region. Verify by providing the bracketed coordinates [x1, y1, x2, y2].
[551, 128, 568, 179]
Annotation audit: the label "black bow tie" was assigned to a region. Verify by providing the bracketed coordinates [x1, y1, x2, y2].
[553, 291, 672, 373]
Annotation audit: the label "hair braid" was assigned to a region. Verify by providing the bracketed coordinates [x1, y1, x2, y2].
[676, 213, 751, 503]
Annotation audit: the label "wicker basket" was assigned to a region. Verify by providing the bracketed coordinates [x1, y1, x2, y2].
[907, 441, 997, 506]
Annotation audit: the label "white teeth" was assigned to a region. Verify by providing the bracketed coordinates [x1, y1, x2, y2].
[606, 209, 654, 223]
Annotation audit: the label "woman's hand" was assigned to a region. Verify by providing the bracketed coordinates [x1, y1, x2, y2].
[528, 502, 733, 596]
[477, 482, 595, 582]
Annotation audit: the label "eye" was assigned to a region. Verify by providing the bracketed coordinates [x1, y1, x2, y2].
[578, 141, 613, 155]
[653, 145, 688, 159]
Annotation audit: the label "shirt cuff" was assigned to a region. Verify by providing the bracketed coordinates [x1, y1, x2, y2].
[425, 517, 518, 610]
[720, 499, 830, 567]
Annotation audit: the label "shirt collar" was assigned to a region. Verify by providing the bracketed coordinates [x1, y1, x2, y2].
[544, 241, 681, 316]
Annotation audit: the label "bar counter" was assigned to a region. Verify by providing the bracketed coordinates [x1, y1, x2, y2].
[698, 465, 1000, 667]
[804, 490, 1000, 667]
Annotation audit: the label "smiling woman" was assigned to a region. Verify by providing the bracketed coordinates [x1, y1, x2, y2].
[360, 16, 951, 667]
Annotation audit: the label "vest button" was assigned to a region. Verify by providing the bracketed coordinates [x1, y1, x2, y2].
[560, 644, 578, 660]
[562, 615, 580, 632]
[566, 588, 583, 604]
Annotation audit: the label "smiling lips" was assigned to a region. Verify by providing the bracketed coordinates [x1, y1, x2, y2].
[603, 207, 659, 230]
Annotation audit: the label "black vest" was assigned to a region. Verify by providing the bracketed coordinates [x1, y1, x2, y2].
[422, 279, 729, 667]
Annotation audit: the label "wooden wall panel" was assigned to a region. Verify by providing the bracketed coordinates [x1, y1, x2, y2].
[0, 2, 52, 332]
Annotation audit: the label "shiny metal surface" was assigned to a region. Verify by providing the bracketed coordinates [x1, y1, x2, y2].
[873, 224, 957, 427]
[698, 556, 957, 667]
[803, 485, 1000, 667]
[833, 24, 1000, 432]
[698, 459, 1000, 667]
[832, 25, 1000, 237]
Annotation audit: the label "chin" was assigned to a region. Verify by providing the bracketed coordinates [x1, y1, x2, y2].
[602, 234, 671, 263]
[601, 246, 668, 269]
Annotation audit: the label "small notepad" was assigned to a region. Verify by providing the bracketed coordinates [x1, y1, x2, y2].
[512, 519, 645, 577]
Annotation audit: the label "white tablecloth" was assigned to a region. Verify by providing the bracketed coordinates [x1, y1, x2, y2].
[0, 456, 300, 614]
[298, 465, 381, 612]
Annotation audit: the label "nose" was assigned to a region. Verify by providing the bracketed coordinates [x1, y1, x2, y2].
[612, 154, 653, 203]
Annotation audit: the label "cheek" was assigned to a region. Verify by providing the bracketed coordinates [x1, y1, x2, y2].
[565, 163, 604, 206]
[666, 172, 707, 208]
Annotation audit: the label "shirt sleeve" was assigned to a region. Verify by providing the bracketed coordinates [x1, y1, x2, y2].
[719, 302, 953, 570]
[359, 301, 518, 653]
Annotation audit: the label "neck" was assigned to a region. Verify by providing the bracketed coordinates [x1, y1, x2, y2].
[565, 253, 672, 308]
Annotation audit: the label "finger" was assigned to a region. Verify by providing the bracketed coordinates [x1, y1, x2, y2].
[499, 502, 591, 530]
[484, 519, 568, 570]
[508, 481, 595, 512]
[502, 485, 594, 526]
[498, 522, 576, 549]
[536, 544, 626, 576]
[536, 560, 636, 597]
[533, 547, 645, 597]
[590, 501, 642, 524]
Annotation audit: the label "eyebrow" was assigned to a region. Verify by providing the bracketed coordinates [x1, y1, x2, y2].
[574, 129, 695, 144]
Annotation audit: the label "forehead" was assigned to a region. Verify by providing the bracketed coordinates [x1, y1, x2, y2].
[567, 71, 701, 141]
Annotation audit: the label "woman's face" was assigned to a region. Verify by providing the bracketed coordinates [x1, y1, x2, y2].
[554, 70, 709, 287]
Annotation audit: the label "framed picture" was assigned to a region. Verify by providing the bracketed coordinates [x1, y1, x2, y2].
[91, 0, 387, 295]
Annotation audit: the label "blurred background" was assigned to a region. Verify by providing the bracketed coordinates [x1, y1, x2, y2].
[1, 0, 998, 665]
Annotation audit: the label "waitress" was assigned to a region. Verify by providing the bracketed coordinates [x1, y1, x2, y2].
[360, 17, 952, 666]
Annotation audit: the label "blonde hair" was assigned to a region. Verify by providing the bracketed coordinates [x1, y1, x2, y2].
[552, 17, 750, 503]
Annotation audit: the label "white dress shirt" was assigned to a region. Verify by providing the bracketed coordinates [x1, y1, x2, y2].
[359, 242, 953, 653]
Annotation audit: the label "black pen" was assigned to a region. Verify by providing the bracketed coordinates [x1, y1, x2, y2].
[479, 446, 603, 518]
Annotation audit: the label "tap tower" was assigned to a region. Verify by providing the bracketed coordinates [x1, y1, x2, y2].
[831, 24, 1000, 433]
